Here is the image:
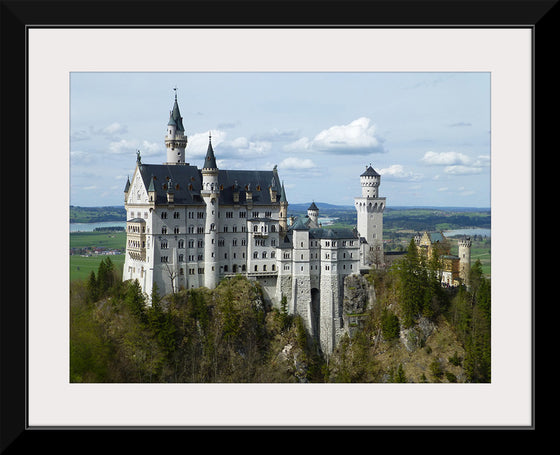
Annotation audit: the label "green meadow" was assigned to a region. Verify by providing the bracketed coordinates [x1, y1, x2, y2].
[70, 231, 126, 282]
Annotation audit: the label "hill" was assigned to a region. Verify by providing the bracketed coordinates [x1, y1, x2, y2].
[70, 206, 126, 223]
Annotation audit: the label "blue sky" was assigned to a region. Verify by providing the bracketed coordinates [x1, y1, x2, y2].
[70, 72, 490, 208]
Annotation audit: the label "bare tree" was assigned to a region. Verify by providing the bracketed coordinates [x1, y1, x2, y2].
[163, 261, 177, 294]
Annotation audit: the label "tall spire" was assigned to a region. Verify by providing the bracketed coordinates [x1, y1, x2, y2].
[203, 132, 217, 169]
[168, 87, 184, 132]
[280, 181, 288, 203]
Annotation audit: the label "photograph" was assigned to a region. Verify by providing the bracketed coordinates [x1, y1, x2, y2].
[19, 25, 536, 430]
[69, 71, 491, 384]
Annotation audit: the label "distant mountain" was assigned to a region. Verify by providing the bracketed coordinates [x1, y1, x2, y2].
[288, 202, 354, 214]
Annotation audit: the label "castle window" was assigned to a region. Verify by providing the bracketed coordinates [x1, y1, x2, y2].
[174, 212, 180, 219]
[263, 265, 267, 271]
[178, 254, 184, 262]
[162, 226, 167, 234]
[265, 211, 272, 217]
[252, 211, 259, 218]
[239, 212, 246, 218]
[161, 212, 167, 219]
[188, 240, 194, 248]
[262, 252, 267, 259]
[180, 268, 184, 275]
[178, 240, 184, 248]
[232, 239, 237, 246]
[161, 240, 168, 249]
[242, 265, 246, 272]
[253, 252, 258, 259]
[174, 227, 180, 234]
[226, 211, 233, 218]
[254, 265, 258, 271]
[272, 265, 275, 271]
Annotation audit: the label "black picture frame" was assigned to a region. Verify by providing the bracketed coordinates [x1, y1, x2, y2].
[1, 0, 548, 449]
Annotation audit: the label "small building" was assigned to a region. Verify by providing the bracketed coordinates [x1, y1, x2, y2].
[414, 231, 472, 287]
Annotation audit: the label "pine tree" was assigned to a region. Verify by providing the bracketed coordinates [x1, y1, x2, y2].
[86, 270, 98, 304]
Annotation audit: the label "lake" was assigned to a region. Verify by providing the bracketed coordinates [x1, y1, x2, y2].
[443, 228, 491, 238]
[70, 221, 127, 232]
[70, 221, 490, 237]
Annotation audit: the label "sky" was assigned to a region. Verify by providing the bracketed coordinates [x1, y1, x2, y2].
[70, 72, 490, 208]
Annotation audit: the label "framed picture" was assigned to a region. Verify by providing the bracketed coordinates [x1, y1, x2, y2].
[2, 0, 546, 445]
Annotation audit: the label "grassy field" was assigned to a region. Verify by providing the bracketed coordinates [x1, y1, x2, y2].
[70, 231, 126, 282]
[70, 254, 125, 282]
[70, 231, 126, 250]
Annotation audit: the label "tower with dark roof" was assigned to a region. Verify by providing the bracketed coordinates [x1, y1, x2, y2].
[355, 164, 386, 269]
[307, 201, 319, 228]
[165, 90, 188, 164]
[201, 134, 220, 288]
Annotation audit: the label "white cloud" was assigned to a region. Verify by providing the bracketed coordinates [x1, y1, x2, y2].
[279, 157, 316, 170]
[444, 165, 483, 175]
[421, 151, 490, 175]
[108, 139, 162, 157]
[284, 117, 385, 155]
[421, 151, 470, 166]
[378, 164, 421, 181]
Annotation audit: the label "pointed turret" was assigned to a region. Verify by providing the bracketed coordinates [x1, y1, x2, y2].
[165, 89, 188, 164]
[124, 176, 130, 202]
[203, 133, 218, 170]
[307, 201, 319, 228]
[279, 180, 288, 232]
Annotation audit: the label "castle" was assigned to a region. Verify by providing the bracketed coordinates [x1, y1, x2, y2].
[122, 93, 385, 354]
[413, 231, 472, 287]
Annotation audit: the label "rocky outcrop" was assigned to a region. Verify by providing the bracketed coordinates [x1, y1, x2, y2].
[399, 317, 437, 352]
[341, 274, 375, 339]
[343, 274, 373, 314]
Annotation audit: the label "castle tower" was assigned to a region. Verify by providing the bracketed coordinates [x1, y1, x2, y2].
[279, 181, 288, 233]
[201, 134, 220, 288]
[307, 201, 319, 228]
[458, 235, 472, 285]
[165, 90, 188, 164]
[291, 219, 313, 336]
[355, 165, 386, 268]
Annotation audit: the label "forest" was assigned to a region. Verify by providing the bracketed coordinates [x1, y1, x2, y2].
[70, 244, 491, 383]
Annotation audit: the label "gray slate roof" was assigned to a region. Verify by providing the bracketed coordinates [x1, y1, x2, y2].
[137, 163, 280, 206]
[361, 165, 380, 177]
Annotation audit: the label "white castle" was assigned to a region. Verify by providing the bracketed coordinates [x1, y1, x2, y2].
[123, 94, 385, 354]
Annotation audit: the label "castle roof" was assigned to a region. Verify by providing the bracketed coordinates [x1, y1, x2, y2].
[309, 228, 358, 240]
[361, 165, 380, 177]
[203, 136, 218, 169]
[168, 95, 185, 132]
[308, 201, 319, 211]
[291, 218, 309, 230]
[280, 181, 288, 203]
[137, 163, 280, 206]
